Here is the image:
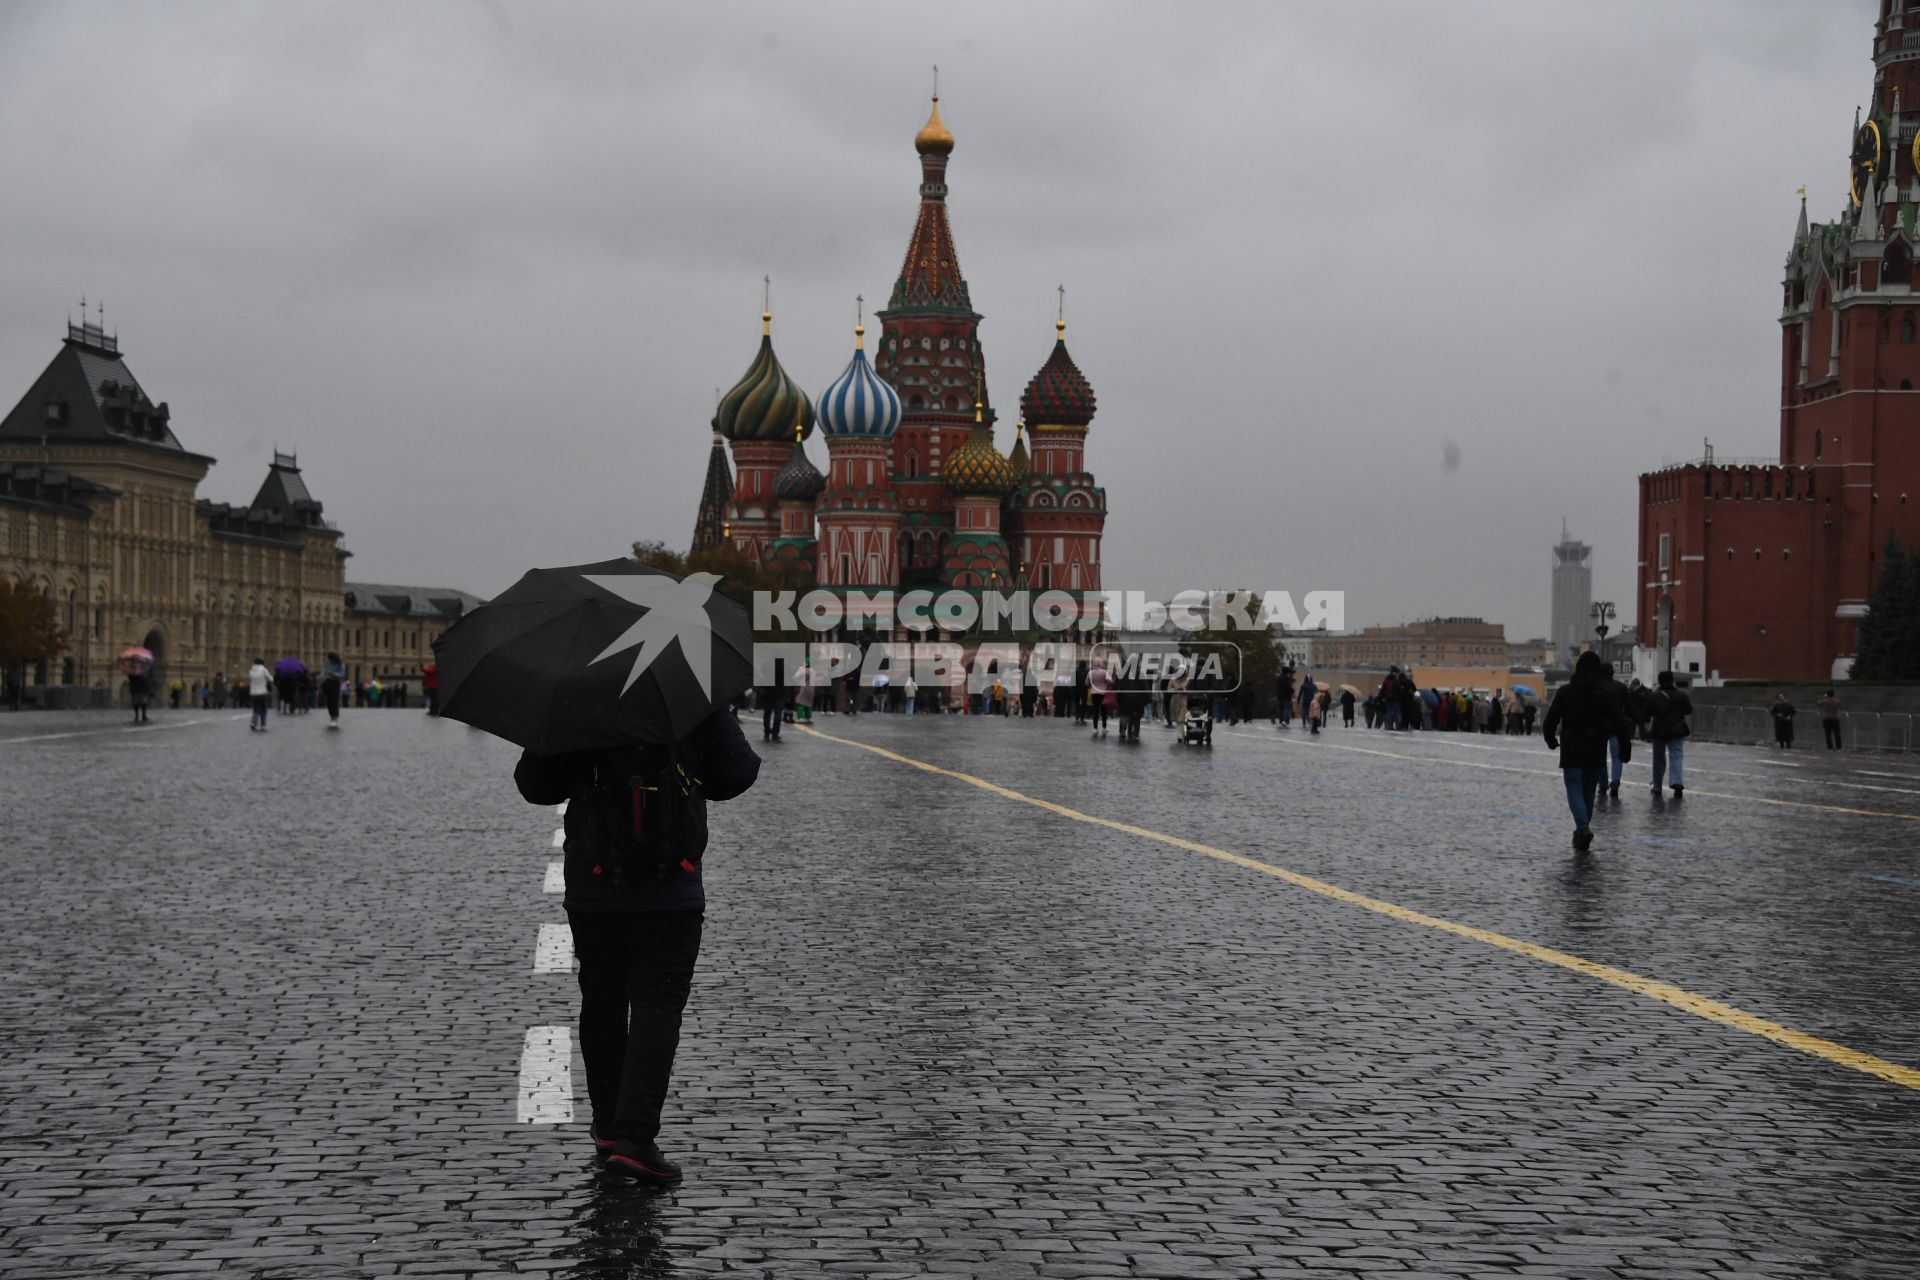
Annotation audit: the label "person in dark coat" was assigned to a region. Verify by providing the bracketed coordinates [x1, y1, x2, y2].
[1542, 651, 1635, 851]
[1115, 670, 1150, 741]
[1770, 692, 1796, 748]
[1339, 688, 1356, 727]
[1600, 663, 1632, 798]
[514, 708, 760, 1183]
[1646, 670, 1693, 799]
[1816, 689, 1842, 750]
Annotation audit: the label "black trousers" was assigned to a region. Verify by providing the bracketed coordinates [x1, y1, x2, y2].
[1824, 718, 1841, 749]
[567, 910, 703, 1142]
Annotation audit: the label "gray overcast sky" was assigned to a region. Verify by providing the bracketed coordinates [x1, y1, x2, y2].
[0, 1, 1878, 636]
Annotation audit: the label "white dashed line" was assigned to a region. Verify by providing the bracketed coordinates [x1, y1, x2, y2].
[533, 923, 574, 972]
[557, 800, 568, 815]
[550, 827, 565, 848]
[543, 861, 565, 894]
[516, 1025, 575, 1123]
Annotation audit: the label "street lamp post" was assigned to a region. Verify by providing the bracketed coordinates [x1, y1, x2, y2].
[1591, 600, 1616, 652]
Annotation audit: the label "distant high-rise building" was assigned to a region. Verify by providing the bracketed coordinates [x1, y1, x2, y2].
[1551, 520, 1593, 662]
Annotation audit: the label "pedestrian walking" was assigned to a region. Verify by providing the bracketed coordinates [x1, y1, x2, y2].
[904, 675, 918, 715]
[247, 658, 272, 731]
[322, 652, 347, 728]
[1817, 689, 1842, 750]
[423, 662, 441, 716]
[759, 661, 785, 741]
[514, 707, 760, 1183]
[1601, 663, 1631, 799]
[1541, 651, 1635, 852]
[1299, 673, 1319, 735]
[1340, 688, 1356, 727]
[1770, 691, 1796, 749]
[1087, 658, 1112, 734]
[1646, 670, 1692, 799]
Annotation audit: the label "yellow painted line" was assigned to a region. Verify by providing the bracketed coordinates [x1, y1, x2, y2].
[1224, 729, 1920, 822]
[798, 724, 1920, 1094]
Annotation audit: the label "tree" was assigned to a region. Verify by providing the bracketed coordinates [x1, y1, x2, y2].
[0, 577, 69, 682]
[1182, 590, 1287, 712]
[1853, 531, 1920, 679]
[629, 539, 816, 643]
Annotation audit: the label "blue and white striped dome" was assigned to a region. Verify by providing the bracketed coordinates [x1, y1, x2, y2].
[817, 330, 902, 439]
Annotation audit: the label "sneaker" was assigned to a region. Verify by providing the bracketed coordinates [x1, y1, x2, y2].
[1608, 783, 1619, 799]
[1572, 826, 1594, 852]
[589, 1120, 619, 1153]
[1671, 786, 1683, 801]
[605, 1139, 682, 1184]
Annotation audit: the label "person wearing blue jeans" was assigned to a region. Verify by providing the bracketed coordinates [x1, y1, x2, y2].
[1601, 663, 1632, 799]
[246, 657, 272, 732]
[1646, 669, 1693, 799]
[1542, 652, 1636, 851]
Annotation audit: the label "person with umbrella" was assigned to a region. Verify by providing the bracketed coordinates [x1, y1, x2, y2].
[1338, 685, 1357, 728]
[273, 657, 306, 716]
[117, 646, 155, 723]
[436, 559, 761, 1184]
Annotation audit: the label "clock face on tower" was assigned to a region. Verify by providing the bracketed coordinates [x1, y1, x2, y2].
[1853, 120, 1883, 207]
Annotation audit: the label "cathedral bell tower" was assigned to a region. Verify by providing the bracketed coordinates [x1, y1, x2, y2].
[875, 92, 995, 584]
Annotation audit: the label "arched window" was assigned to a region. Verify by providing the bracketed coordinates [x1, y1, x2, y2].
[1902, 313, 1915, 343]
[1814, 431, 1823, 458]
[1885, 241, 1912, 286]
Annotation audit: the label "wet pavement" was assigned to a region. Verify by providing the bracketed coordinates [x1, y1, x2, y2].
[2, 704, 1919, 1278]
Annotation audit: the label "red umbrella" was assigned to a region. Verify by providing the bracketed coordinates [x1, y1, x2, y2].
[117, 646, 154, 676]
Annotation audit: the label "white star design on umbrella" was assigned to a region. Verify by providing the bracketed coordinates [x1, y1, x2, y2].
[582, 572, 720, 698]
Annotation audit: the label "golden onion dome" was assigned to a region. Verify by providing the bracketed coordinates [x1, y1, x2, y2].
[1008, 422, 1031, 479]
[945, 404, 1014, 496]
[915, 95, 955, 156]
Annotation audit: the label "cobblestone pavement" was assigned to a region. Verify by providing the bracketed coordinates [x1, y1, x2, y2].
[3, 705, 1919, 1278]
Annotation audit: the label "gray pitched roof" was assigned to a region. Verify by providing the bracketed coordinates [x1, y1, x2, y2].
[247, 452, 333, 532]
[0, 462, 116, 516]
[344, 582, 486, 619]
[0, 325, 201, 456]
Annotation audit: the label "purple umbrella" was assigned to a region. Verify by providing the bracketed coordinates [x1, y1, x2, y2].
[274, 657, 307, 678]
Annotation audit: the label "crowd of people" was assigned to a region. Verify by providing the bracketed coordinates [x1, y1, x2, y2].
[103, 656, 443, 730]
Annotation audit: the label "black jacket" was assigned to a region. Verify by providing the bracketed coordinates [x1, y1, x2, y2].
[1647, 687, 1693, 740]
[515, 709, 760, 913]
[1542, 677, 1636, 771]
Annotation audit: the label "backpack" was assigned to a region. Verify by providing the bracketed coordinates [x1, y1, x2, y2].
[575, 745, 708, 886]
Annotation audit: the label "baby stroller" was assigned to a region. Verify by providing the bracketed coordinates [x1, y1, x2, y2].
[1182, 697, 1213, 746]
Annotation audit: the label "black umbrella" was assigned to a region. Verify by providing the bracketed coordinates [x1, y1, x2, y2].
[433, 557, 754, 755]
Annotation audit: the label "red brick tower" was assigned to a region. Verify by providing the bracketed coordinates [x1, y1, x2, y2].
[874, 95, 996, 586]
[1636, 5, 1920, 679]
[1011, 319, 1105, 600]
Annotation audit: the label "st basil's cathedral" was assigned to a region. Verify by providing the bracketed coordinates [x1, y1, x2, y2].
[689, 95, 1108, 609]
